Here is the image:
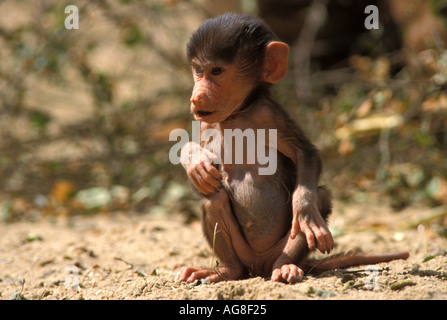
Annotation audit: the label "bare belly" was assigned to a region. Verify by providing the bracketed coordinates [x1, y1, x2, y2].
[222, 164, 293, 254]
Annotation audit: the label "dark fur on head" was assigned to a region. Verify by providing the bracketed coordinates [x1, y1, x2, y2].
[186, 13, 278, 80]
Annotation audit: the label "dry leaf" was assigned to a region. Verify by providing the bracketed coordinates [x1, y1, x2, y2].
[50, 180, 75, 204]
[422, 93, 447, 113]
[356, 99, 373, 118]
[338, 137, 355, 156]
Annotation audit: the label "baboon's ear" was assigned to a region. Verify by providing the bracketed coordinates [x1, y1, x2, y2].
[262, 41, 289, 84]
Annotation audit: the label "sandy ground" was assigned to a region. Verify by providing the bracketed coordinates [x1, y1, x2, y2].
[1, 203, 446, 301]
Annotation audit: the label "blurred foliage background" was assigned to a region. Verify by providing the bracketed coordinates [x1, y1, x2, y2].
[0, 0, 446, 223]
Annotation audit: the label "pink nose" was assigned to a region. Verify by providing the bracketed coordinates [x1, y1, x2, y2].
[190, 91, 207, 106]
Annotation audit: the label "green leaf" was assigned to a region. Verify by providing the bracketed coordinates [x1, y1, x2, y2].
[123, 24, 143, 47]
[30, 110, 51, 130]
[422, 255, 436, 263]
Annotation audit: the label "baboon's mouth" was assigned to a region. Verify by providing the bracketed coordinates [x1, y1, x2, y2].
[196, 110, 214, 117]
